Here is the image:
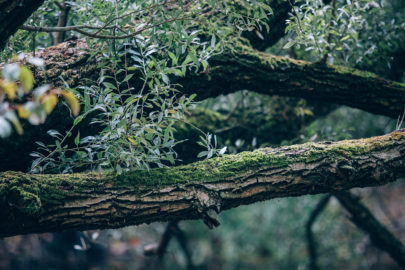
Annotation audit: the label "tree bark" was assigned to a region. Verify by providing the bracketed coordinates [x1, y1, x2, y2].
[0, 0, 45, 49]
[1, 130, 404, 238]
[31, 40, 405, 118]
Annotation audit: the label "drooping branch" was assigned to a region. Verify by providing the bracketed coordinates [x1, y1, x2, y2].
[30, 40, 405, 118]
[334, 191, 405, 268]
[0, 130, 404, 238]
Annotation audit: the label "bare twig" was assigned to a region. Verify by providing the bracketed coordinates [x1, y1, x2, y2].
[306, 195, 331, 270]
[21, 16, 188, 40]
[287, 0, 303, 34]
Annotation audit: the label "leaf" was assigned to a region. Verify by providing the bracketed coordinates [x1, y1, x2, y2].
[283, 40, 296, 49]
[61, 90, 80, 116]
[5, 111, 23, 135]
[197, 150, 208, 158]
[255, 30, 264, 40]
[161, 73, 169, 84]
[42, 94, 58, 114]
[18, 66, 34, 93]
[182, 54, 193, 66]
[128, 137, 137, 145]
[17, 105, 30, 119]
[168, 51, 178, 66]
[340, 35, 350, 41]
[123, 73, 134, 82]
[47, 129, 62, 138]
[0, 117, 12, 138]
[0, 79, 17, 100]
[219, 146, 227, 155]
[2, 63, 20, 81]
[74, 132, 80, 146]
[211, 34, 216, 48]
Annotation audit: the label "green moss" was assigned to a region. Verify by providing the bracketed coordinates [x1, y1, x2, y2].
[1, 131, 403, 215]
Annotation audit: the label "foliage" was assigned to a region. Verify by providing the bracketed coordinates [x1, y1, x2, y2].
[0, 58, 79, 138]
[283, 0, 405, 68]
[25, 0, 272, 173]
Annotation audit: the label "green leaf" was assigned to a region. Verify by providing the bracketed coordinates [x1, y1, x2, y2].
[74, 132, 80, 146]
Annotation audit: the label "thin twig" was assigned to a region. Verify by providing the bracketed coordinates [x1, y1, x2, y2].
[287, 0, 303, 34]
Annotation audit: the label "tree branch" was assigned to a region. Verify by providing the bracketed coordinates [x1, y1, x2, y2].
[0, 0, 46, 49]
[30, 40, 405, 118]
[334, 191, 405, 268]
[0, 130, 404, 238]
[306, 195, 331, 270]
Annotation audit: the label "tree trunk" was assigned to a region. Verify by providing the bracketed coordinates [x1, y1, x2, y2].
[1, 130, 404, 238]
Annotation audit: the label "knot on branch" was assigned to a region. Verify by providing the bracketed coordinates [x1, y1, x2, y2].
[192, 188, 222, 229]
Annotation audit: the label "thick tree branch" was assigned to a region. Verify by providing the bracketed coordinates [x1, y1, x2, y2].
[30, 40, 405, 118]
[182, 45, 405, 118]
[0, 130, 404, 238]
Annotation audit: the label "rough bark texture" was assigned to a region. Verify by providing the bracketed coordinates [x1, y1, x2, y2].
[335, 191, 405, 268]
[0, 130, 404, 238]
[30, 40, 405, 118]
[0, 0, 45, 49]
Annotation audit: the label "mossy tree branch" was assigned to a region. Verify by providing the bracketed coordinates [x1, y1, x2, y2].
[1, 130, 404, 238]
[30, 40, 405, 118]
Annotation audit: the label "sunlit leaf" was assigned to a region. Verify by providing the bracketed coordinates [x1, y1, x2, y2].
[61, 90, 80, 116]
[17, 105, 30, 119]
[42, 94, 58, 114]
[18, 66, 34, 93]
[0, 79, 17, 100]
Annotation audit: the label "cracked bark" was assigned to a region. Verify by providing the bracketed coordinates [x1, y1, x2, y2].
[0, 130, 404, 238]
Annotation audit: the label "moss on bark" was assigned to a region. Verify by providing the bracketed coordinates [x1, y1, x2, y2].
[0, 130, 404, 237]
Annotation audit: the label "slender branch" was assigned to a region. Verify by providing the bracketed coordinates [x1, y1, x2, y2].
[144, 221, 178, 258]
[334, 191, 405, 268]
[20, 16, 188, 40]
[306, 195, 331, 270]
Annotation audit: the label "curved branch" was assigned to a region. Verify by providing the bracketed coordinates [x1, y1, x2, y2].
[30, 40, 405, 118]
[181, 45, 405, 118]
[0, 130, 404, 238]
